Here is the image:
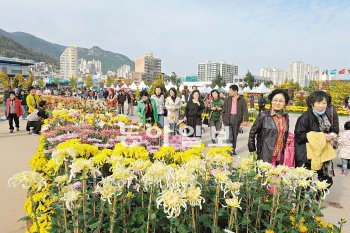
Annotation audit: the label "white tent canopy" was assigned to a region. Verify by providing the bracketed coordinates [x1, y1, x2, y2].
[115, 85, 120, 91]
[249, 83, 271, 94]
[138, 81, 147, 90]
[130, 82, 137, 90]
[165, 82, 175, 90]
[243, 86, 252, 93]
[179, 84, 184, 92]
[122, 83, 128, 88]
[214, 85, 219, 90]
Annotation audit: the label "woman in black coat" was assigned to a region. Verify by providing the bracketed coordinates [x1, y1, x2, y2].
[248, 89, 290, 165]
[295, 91, 339, 187]
[184, 90, 205, 137]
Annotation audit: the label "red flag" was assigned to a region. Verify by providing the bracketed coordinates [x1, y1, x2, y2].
[339, 69, 346, 74]
[322, 71, 325, 75]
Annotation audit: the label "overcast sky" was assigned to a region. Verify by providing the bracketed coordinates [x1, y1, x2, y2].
[1, 0, 349, 76]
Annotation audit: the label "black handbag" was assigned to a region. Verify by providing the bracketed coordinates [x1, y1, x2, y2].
[203, 117, 209, 125]
[163, 108, 168, 117]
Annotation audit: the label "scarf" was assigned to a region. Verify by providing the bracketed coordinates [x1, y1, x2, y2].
[171, 96, 176, 102]
[271, 109, 287, 162]
[314, 113, 332, 133]
[144, 101, 153, 114]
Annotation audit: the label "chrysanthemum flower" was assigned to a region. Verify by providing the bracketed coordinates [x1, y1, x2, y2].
[156, 187, 187, 218]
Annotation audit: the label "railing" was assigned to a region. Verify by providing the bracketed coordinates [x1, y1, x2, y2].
[0, 56, 34, 64]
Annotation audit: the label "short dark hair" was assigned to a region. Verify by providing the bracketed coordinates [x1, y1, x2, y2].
[268, 89, 290, 104]
[154, 86, 162, 95]
[191, 90, 200, 99]
[229, 85, 239, 92]
[39, 100, 46, 107]
[211, 89, 219, 97]
[344, 121, 350, 130]
[307, 91, 330, 108]
[140, 90, 149, 97]
[28, 86, 35, 91]
[169, 87, 177, 97]
[9, 91, 15, 95]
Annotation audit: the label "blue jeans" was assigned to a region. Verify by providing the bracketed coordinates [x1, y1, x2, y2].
[158, 114, 164, 128]
[2, 102, 6, 118]
[22, 105, 28, 119]
[342, 158, 349, 174]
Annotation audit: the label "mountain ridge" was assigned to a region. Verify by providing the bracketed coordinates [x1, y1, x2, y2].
[0, 28, 135, 73]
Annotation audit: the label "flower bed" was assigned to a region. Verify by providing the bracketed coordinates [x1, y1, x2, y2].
[9, 98, 345, 232]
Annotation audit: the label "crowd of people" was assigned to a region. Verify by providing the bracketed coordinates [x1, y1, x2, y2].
[2, 84, 350, 185]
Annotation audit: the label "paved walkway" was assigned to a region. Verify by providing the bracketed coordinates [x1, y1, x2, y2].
[0, 114, 349, 232]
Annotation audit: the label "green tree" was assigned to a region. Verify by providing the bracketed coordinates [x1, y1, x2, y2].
[211, 73, 226, 88]
[169, 72, 181, 88]
[99, 80, 105, 89]
[54, 76, 60, 89]
[265, 80, 273, 87]
[244, 71, 255, 89]
[148, 73, 167, 97]
[106, 76, 114, 87]
[0, 72, 9, 88]
[69, 76, 77, 89]
[38, 78, 45, 89]
[12, 74, 24, 89]
[85, 74, 93, 89]
[135, 89, 140, 101]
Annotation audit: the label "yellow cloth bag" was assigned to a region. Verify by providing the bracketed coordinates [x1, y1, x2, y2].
[306, 131, 336, 170]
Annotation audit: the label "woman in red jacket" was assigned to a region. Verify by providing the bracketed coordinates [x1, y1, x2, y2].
[6, 91, 23, 133]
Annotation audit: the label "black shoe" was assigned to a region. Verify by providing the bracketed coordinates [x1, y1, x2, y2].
[10, 129, 13, 133]
[16, 127, 19, 131]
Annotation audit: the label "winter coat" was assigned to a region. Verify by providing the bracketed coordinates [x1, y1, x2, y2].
[26, 94, 41, 113]
[165, 96, 182, 123]
[136, 99, 158, 123]
[222, 95, 248, 126]
[6, 98, 23, 117]
[294, 108, 339, 167]
[338, 130, 350, 159]
[151, 94, 165, 115]
[248, 110, 289, 163]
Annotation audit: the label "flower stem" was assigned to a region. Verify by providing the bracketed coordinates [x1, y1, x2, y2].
[228, 207, 234, 229]
[146, 186, 154, 233]
[212, 183, 220, 233]
[192, 207, 197, 233]
[82, 172, 88, 231]
[110, 195, 117, 233]
[234, 208, 239, 233]
[96, 201, 105, 233]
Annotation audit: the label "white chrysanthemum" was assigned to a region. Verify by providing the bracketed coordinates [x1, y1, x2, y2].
[223, 181, 242, 197]
[170, 167, 196, 188]
[297, 179, 310, 188]
[94, 176, 119, 204]
[156, 187, 187, 218]
[129, 159, 151, 173]
[185, 186, 205, 209]
[237, 158, 253, 174]
[225, 196, 241, 209]
[183, 159, 206, 174]
[141, 161, 172, 188]
[69, 158, 97, 181]
[60, 189, 81, 211]
[256, 160, 273, 173]
[8, 171, 47, 191]
[112, 166, 136, 189]
[212, 169, 231, 184]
